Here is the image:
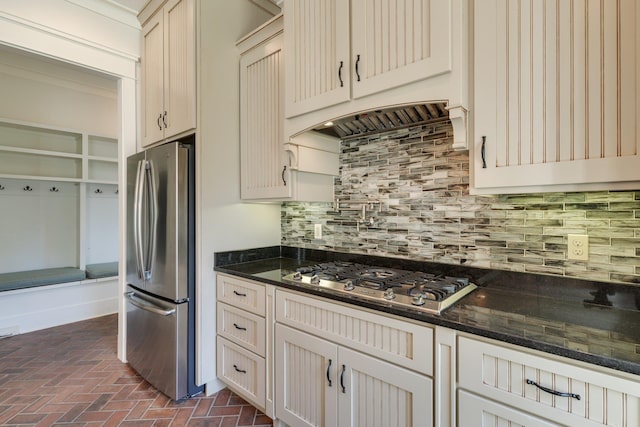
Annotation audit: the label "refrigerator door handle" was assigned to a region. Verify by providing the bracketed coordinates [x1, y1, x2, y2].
[144, 160, 159, 280]
[133, 160, 146, 280]
[125, 291, 176, 316]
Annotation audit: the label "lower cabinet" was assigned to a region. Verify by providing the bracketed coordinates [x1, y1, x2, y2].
[458, 391, 557, 427]
[274, 289, 434, 427]
[458, 336, 640, 427]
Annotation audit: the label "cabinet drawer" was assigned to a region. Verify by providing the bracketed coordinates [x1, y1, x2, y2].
[458, 390, 558, 427]
[217, 273, 266, 316]
[217, 302, 265, 357]
[275, 289, 433, 376]
[458, 336, 640, 427]
[217, 336, 265, 411]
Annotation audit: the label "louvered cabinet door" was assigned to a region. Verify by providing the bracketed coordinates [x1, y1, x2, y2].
[141, 13, 165, 147]
[275, 324, 339, 427]
[240, 32, 291, 200]
[473, 0, 640, 193]
[350, 0, 451, 100]
[338, 347, 433, 427]
[163, 0, 196, 141]
[284, 0, 351, 117]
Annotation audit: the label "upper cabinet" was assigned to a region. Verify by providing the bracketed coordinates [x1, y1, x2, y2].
[283, 0, 469, 150]
[238, 16, 290, 200]
[141, 0, 196, 147]
[472, 0, 640, 194]
[284, 0, 454, 115]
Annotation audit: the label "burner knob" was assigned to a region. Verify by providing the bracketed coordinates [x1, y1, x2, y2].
[411, 295, 426, 306]
[383, 288, 395, 300]
[344, 280, 355, 291]
[292, 272, 302, 281]
[310, 274, 320, 285]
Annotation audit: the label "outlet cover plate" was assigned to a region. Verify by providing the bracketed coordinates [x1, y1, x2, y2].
[568, 234, 589, 261]
[314, 224, 322, 239]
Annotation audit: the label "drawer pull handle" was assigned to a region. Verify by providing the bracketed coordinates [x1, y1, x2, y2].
[233, 323, 247, 331]
[233, 364, 247, 374]
[526, 379, 580, 400]
[326, 359, 332, 387]
[340, 364, 346, 393]
[233, 290, 247, 297]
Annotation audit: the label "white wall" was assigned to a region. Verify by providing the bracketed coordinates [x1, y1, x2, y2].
[196, 1, 282, 390]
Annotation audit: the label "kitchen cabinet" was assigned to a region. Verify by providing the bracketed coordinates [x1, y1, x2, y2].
[283, 0, 451, 119]
[274, 289, 433, 427]
[458, 335, 640, 427]
[141, 0, 196, 147]
[237, 15, 338, 202]
[216, 273, 274, 417]
[238, 15, 290, 200]
[472, 0, 640, 194]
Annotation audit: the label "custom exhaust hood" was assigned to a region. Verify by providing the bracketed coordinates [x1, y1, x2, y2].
[312, 102, 451, 140]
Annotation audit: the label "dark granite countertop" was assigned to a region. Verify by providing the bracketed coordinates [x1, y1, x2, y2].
[214, 246, 640, 377]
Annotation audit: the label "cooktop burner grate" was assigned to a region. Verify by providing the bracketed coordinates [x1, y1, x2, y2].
[283, 261, 477, 314]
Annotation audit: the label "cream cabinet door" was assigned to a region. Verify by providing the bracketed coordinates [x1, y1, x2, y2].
[275, 324, 339, 427]
[284, 0, 351, 117]
[141, 0, 195, 147]
[240, 30, 290, 199]
[350, 0, 451, 100]
[141, 13, 165, 146]
[162, 0, 196, 141]
[338, 346, 433, 427]
[473, 0, 640, 193]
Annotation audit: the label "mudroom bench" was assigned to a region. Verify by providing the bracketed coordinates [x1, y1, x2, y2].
[0, 263, 119, 336]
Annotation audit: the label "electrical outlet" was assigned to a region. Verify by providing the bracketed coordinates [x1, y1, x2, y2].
[314, 224, 322, 239]
[567, 234, 589, 261]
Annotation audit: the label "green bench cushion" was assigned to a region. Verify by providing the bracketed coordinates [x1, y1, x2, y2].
[0, 267, 86, 292]
[85, 262, 118, 279]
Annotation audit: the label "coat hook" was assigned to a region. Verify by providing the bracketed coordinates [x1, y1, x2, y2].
[0, 184, 4, 190]
[115, 189, 119, 194]
[50, 187, 59, 192]
[95, 188, 103, 194]
[23, 185, 33, 192]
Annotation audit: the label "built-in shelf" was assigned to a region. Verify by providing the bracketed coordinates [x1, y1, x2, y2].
[0, 118, 119, 276]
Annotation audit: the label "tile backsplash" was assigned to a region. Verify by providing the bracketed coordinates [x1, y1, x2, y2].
[281, 121, 640, 285]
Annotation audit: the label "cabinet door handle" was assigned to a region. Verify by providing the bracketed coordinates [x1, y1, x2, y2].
[355, 54, 361, 82]
[338, 61, 344, 87]
[162, 111, 167, 129]
[481, 136, 487, 168]
[526, 379, 581, 400]
[340, 364, 346, 393]
[326, 359, 333, 387]
[157, 113, 163, 131]
[233, 323, 247, 331]
[233, 364, 247, 374]
[282, 165, 287, 186]
[233, 290, 247, 297]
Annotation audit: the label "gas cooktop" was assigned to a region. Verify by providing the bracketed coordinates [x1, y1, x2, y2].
[282, 261, 477, 314]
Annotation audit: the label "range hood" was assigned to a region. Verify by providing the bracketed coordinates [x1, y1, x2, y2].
[312, 102, 450, 140]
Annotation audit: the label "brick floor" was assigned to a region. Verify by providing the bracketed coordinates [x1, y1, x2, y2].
[0, 315, 273, 426]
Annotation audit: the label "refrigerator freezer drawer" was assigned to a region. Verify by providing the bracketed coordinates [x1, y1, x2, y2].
[125, 288, 188, 400]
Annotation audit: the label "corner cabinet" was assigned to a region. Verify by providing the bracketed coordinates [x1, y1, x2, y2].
[472, 0, 640, 194]
[283, 0, 451, 118]
[141, 0, 196, 147]
[274, 290, 433, 427]
[238, 15, 290, 200]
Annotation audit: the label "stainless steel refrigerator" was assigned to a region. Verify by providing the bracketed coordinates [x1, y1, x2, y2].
[125, 136, 202, 400]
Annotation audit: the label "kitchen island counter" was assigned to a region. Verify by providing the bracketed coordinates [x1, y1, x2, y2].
[214, 246, 640, 377]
